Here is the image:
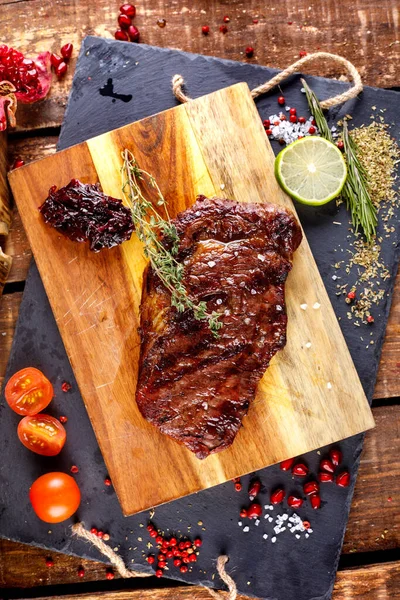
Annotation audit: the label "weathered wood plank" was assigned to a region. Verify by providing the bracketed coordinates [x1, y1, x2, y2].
[3, 561, 399, 599]
[0, 404, 397, 588]
[0, 291, 23, 383]
[0, 0, 399, 131]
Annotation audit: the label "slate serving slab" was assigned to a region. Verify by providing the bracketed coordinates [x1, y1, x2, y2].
[1, 37, 399, 600]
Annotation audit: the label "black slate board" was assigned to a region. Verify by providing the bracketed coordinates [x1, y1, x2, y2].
[1, 37, 399, 600]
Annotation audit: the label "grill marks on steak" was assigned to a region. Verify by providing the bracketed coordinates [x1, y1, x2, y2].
[136, 196, 302, 459]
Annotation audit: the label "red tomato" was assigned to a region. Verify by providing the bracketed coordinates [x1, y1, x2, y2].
[17, 414, 66, 456]
[5, 367, 53, 415]
[29, 472, 81, 523]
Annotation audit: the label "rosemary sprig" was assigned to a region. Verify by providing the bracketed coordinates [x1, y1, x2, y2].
[301, 78, 377, 242]
[121, 149, 222, 336]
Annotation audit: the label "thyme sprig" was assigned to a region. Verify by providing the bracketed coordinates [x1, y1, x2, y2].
[301, 78, 377, 242]
[121, 149, 222, 336]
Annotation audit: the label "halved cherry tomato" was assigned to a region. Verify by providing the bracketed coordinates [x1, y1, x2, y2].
[29, 472, 81, 523]
[17, 414, 66, 456]
[5, 367, 53, 415]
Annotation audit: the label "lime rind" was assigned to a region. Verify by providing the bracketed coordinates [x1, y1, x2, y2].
[274, 137, 347, 206]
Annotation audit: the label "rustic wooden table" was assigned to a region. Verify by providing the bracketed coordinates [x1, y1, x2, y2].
[0, 1, 399, 599]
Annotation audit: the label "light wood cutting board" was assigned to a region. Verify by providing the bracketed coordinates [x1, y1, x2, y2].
[8, 83, 374, 516]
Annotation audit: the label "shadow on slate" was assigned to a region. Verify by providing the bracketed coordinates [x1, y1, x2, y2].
[1, 37, 399, 600]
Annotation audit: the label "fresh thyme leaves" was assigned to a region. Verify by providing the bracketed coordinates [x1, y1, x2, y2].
[121, 149, 222, 336]
[301, 78, 377, 242]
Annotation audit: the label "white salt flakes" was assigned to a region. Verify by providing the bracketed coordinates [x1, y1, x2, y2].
[216, 298, 223, 305]
[255, 519, 260, 526]
[244, 317, 251, 325]
[313, 302, 321, 309]
[327, 382, 332, 390]
[207, 261, 216, 268]
[305, 342, 312, 348]
[271, 536, 277, 543]
[300, 303, 308, 310]
[238, 521, 242, 526]
[266, 113, 318, 144]
[258, 254, 266, 262]
[243, 526, 250, 533]
[295, 534, 301, 539]
[263, 533, 268, 540]
[220, 183, 225, 190]
[268, 517, 273, 523]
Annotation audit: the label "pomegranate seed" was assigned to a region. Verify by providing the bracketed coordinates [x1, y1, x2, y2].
[220, 25, 228, 34]
[106, 570, 114, 580]
[308, 126, 316, 134]
[166, 550, 173, 559]
[147, 555, 155, 564]
[149, 530, 157, 538]
[90, 527, 98, 535]
[45, 558, 54, 567]
[247, 503, 262, 519]
[367, 315, 374, 323]
[61, 381, 72, 392]
[178, 542, 186, 550]
[223, 15, 230, 22]
[50, 53, 63, 69]
[155, 535, 163, 544]
[240, 508, 248, 518]
[253, 19, 259, 24]
[70, 465, 79, 473]
[174, 558, 181, 567]
[298, 116, 306, 124]
[289, 115, 297, 123]
[158, 561, 166, 569]
[160, 548, 167, 555]
[318, 471, 334, 483]
[12, 159, 25, 169]
[162, 539, 169, 548]
[234, 482, 242, 491]
[185, 541, 191, 549]
[245, 46, 254, 58]
[78, 568, 85, 578]
[120, 3, 136, 17]
[287, 495, 303, 509]
[248, 479, 261, 500]
[181, 551, 188, 558]
[270, 488, 285, 504]
[278, 96, 285, 105]
[289, 108, 297, 115]
[303, 481, 319, 495]
[310, 494, 321, 509]
[182, 556, 190, 564]
[128, 25, 140, 42]
[202, 25, 209, 35]
[97, 531, 104, 539]
[299, 50, 307, 58]
[118, 14, 131, 30]
[194, 538, 202, 547]
[347, 290, 356, 301]
[280, 458, 294, 471]
[292, 463, 308, 477]
[336, 471, 350, 487]
[115, 29, 129, 41]
[180, 565, 188, 573]
[265, 129, 272, 136]
[303, 520, 311, 529]
[103, 533, 110, 541]
[320, 459, 335, 474]
[336, 140, 344, 150]
[169, 537, 177, 546]
[104, 477, 112, 486]
[173, 549, 180, 557]
[59, 415, 68, 423]
[189, 554, 197, 563]
[329, 449, 342, 466]
[263, 119, 270, 128]
[155, 569, 163, 578]
[60, 43, 73, 60]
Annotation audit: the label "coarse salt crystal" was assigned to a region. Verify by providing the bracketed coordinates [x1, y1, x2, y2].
[258, 254, 266, 262]
[251, 289, 257, 295]
[216, 298, 223, 305]
[208, 261, 216, 268]
[305, 533, 309, 538]
[268, 517, 273, 523]
[271, 536, 277, 543]
[305, 342, 312, 348]
[238, 521, 242, 526]
[244, 317, 251, 325]
[313, 302, 321, 309]
[255, 519, 260, 526]
[243, 526, 250, 532]
[295, 534, 301, 539]
[263, 533, 268, 540]
[327, 382, 332, 389]
[300, 303, 308, 310]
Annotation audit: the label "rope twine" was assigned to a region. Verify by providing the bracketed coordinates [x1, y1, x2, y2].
[172, 51, 363, 110]
[72, 522, 237, 599]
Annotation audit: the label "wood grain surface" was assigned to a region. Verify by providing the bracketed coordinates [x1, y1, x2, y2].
[0, 131, 11, 236]
[1, 0, 399, 595]
[4, 561, 399, 600]
[8, 83, 374, 516]
[0, 0, 399, 132]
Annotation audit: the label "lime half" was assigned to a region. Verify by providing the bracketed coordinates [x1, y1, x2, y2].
[274, 137, 347, 206]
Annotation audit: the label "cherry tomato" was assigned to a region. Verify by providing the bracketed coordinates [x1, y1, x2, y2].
[17, 414, 66, 456]
[5, 367, 53, 415]
[29, 472, 81, 523]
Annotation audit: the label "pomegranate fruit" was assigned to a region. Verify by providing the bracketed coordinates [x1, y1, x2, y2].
[0, 45, 51, 105]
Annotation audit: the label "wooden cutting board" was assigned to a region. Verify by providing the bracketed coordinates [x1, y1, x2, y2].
[8, 83, 374, 516]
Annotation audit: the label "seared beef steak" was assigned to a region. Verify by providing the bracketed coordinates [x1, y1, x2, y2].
[136, 196, 302, 459]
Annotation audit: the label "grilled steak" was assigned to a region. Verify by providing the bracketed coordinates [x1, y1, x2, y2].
[136, 196, 302, 459]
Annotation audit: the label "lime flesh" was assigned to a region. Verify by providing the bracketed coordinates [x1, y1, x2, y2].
[275, 137, 347, 206]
